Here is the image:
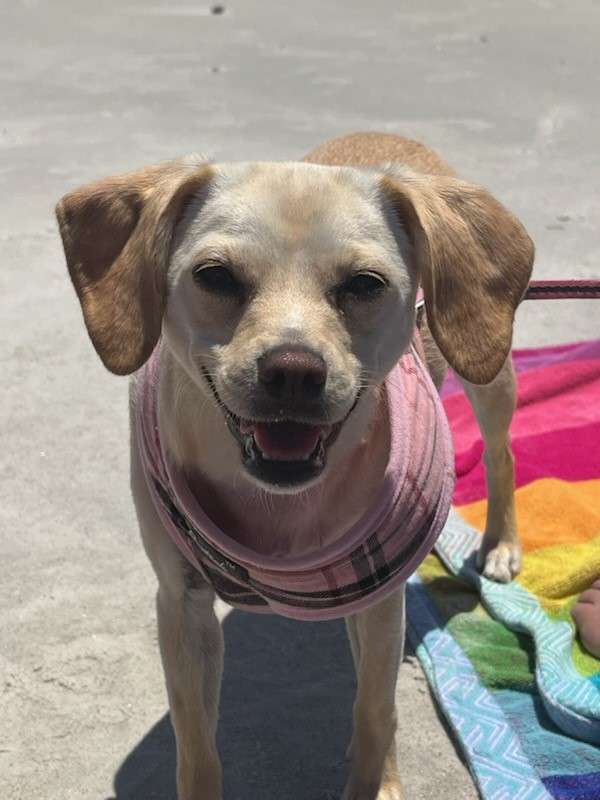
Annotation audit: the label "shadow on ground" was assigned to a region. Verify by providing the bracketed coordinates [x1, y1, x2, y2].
[113, 611, 355, 800]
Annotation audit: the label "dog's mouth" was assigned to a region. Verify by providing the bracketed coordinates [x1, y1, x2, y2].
[235, 417, 336, 487]
[201, 368, 357, 488]
[239, 418, 330, 462]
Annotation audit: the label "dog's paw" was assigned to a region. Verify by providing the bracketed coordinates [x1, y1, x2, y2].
[342, 778, 405, 800]
[477, 541, 522, 583]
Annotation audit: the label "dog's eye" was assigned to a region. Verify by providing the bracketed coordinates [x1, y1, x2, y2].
[192, 264, 242, 297]
[340, 272, 387, 300]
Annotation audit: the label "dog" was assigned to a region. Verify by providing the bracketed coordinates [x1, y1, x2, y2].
[55, 132, 534, 800]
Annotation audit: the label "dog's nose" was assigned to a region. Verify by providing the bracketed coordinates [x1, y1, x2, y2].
[258, 347, 327, 403]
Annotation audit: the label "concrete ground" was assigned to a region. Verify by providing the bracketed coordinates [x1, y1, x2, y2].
[1, 1, 599, 798]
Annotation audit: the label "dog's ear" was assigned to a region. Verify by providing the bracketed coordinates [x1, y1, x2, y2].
[382, 173, 534, 384]
[56, 160, 213, 375]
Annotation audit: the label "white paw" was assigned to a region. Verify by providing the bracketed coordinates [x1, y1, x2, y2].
[342, 778, 405, 800]
[477, 541, 522, 583]
[376, 786, 404, 800]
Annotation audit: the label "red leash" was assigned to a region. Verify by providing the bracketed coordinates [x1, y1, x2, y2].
[415, 280, 600, 312]
[525, 280, 600, 300]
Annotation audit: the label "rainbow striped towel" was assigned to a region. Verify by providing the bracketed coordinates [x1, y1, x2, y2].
[407, 341, 600, 800]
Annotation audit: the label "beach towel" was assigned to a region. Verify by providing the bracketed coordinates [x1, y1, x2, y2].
[407, 340, 600, 800]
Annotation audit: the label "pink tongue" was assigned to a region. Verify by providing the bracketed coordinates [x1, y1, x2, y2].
[252, 421, 322, 461]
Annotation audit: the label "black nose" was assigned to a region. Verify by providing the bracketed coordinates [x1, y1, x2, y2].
[258, 347, 327, 403]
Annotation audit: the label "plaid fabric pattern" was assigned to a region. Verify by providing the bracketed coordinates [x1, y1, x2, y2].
[136, 339, 454, 621]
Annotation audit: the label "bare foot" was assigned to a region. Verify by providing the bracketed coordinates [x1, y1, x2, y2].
[572, 579, 600, 659]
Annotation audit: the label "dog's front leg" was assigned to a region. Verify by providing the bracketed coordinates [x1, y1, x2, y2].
[343, 587, 405, 800]
[460, 357, 521, 582]
[157, 581, 224, 800]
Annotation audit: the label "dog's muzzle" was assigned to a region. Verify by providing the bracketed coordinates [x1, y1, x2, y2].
[201, 367, 359, 489]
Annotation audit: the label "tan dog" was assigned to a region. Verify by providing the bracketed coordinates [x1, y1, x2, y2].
[56, 132, 534, 800]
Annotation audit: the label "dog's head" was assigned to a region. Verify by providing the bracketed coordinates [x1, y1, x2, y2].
[56, 158, 533, 491]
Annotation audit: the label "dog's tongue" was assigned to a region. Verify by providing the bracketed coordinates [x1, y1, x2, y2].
[252, 421, 324, 461]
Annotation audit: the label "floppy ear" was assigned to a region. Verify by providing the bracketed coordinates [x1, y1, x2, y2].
[382, 173, 534, 384]
[55, 159, 213, 375]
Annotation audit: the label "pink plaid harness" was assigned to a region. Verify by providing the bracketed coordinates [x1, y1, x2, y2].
[136, 337, 455, 621]
[134, 279, 600, 620]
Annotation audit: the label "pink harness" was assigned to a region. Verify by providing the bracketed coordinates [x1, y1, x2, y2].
[135, 279, 600, 621]
[136, 339, 455, 621]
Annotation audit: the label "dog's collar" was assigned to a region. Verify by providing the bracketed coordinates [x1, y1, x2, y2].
[135, 337, 454, 621]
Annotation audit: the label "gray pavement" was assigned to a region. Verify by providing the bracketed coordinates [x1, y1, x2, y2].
[1, 1, 599, 798]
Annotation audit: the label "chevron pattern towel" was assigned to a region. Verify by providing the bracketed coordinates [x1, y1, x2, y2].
[407, 340, 600, 800]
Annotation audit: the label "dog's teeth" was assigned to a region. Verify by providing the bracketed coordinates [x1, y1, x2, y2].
[314, 440, 326, 466]
[244, 435, 256, 460]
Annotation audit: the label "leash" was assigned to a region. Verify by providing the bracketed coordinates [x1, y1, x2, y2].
[415, 279, 600, 314]
[524, 279, 600, 300]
